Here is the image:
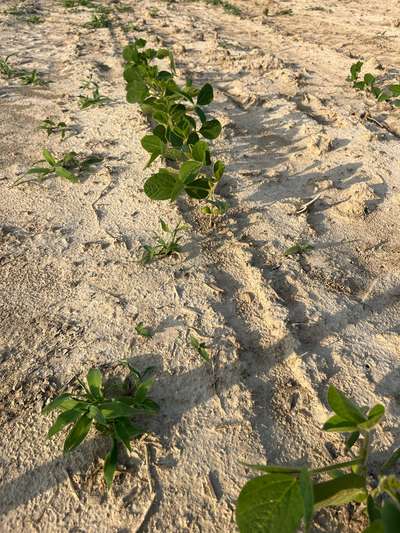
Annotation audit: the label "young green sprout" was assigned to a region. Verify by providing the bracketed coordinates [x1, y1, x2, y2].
[139, 219, 188, 265]
[349, 61, 400, 108]
[17, 149, 102, 185]
[42, 364, 159, 489]
[284, 242, 314, 257]
[79, 78, 109, 109]
[135, 322, 153, 338]
[190, 335, 210, 362]
[39, 118, 68, 140]
[19, 69, 49, 86]
[236, 386, 399, 533]
[84, 12, 111, 29]
[0, 54, 17, 78]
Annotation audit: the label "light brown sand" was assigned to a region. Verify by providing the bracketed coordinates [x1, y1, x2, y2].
[0, 0, 399, 531]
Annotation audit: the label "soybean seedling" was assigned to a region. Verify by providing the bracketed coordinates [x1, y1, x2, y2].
[139, 219, 188, 265]
[200, 199, 228, 224]
[190, 335, 210, 362]
[236, 385, 399, 533]
[42, 364, 158, 489]
[26, 14, 43, 24]
[123, 39, 226, 206]
[135, 322, 153, 338]
[349, 61, 400, 108]
[17, 149, 102, 184]
[39, 118, 68, 140]
[84, 12, 111, 28]
[284, 242, 314, 257]
[79, 78, 108, 108]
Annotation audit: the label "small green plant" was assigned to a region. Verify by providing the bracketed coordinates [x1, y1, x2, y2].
[139, 219, 188, 265]
[135, 322, 153, 338]
[19, 69, 49, 86]
[148, 7, 159, 17]
[26, 14, 43, 23]
[39, 118, 68, 140]
[84, 12, 111, 28]
[0, 54, 17, 78]
[122, 38, 226, 205]
[42, 364, 158, 489]
[79, 78, 109, 108]
[236, 385, 400, 533]
[284, 242, 314, 256]
[190, 335, 210, 362]
[63, 0, 95, 6]
[349, 62, 400, 108]
[17, 149, 101, 184]
[200, 199, 228, 220]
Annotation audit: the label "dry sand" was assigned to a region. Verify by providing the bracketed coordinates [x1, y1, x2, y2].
[0, 0, 399, 531]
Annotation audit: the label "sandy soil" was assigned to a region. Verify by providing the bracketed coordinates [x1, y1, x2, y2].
[0, 0, 399, 531]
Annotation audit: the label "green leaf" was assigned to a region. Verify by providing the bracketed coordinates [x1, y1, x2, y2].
[185, 178, 211, 199]
[99, 400, 143, 419]
[144, 169, 178, 200]
[179, 160, 203, 183]
[135, 321, 152, 338]
[345, 431, 360, 451]
[382, 448, 400, 472]
[367, 495, 382, 523]
[313, 474, 367, 510]
[63, 414, 92, 453]
[195, 106, 207, 124]
[327, 385, 367, 424]
[350, 61, 363, 81]
[382, 500, 400, 533]
[114, 418, 141, 450]
[126, 80, 149, 103]
[197, 83, 213, 106]
[358, 404, 385, 430]
[236, 474, 304, 533]
[323, 414, 359, 433]
[199, 119, 222, 140]
[191, 140, 209, 163]
[364, 73, 376, 86]
[26, 167, 51, 175]
[364, 521, 384, 533]
[42, 149, 56, 166]
[388, 84, 400, 97]
[299, 469, 314, 532]
[42, 393, 78, 415]
[55, 166, 78, 182]
[48, 407, 84, 438]
[213, 160, 225, 181]
[141, 134, 165, 155]
[87, 368, 102, 399]
[104, 438, 118, 490]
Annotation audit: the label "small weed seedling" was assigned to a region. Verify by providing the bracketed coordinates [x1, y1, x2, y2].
[200, 199, 228, 224]
[0, 54, 17, 78]
[123, 39, 226, 207]
[43, 364, 158, 489]
[19, 69, 49, 86]
[63, 0, 95, 7]
[236, 385, 400, 532]
[139, 219, 188, 265]
[17, 149, 101, 185]
[190, 335, 210, 362]
[26, 14, 43, 24]
[135, 322, 153, 338]
[284, 242, 314, 257]
[349, 61, 400, 108]
[39, 118, 68, 140]
[79, 78, 109, 108]
[84, 12, 111, 29]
